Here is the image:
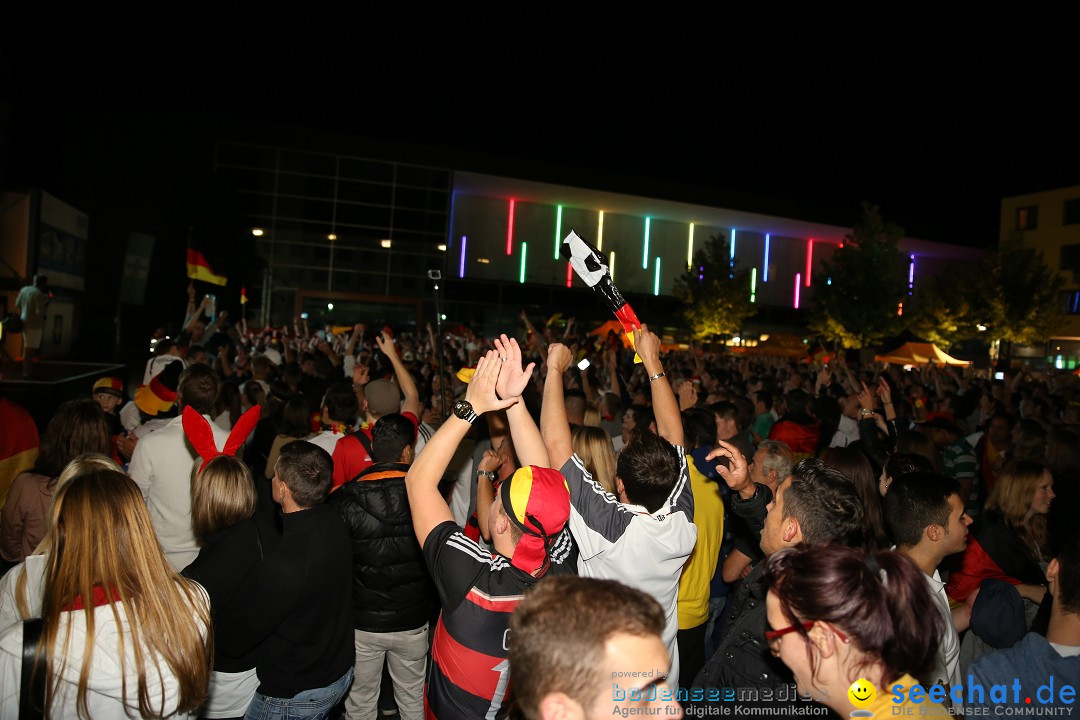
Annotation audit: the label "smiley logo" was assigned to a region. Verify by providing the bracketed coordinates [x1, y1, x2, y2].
[848, 678, 876, 708]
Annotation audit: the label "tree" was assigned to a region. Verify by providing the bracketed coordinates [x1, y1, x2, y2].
[976, 232, 1063, 347]
[673, 233, 755, 340]
[809, 203, 908, 349]
[906, 265, 981, 350]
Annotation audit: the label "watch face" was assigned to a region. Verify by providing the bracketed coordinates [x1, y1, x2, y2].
[453, 399, 474, 419]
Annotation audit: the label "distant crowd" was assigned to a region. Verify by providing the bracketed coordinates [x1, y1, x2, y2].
[0, 283, 1077, 719]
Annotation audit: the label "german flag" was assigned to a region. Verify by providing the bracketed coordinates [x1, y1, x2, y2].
[186, 244, 227, 286]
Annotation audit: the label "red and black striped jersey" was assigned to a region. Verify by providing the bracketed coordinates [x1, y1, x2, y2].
[422, 521, 537, 720]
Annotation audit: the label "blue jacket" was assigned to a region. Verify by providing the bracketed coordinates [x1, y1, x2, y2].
[967, 633, 1080, 708]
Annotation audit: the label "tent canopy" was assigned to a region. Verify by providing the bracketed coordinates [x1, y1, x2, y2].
[875, 341, 971, 366]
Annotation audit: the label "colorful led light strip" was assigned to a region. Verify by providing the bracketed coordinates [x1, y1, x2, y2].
[687, 223, 695, 268]
[459, 236, 467, 278]
[609, 252, 616, 282]
[643, 217, 651, 269]
[654, 257, 661, 295]
[909, 254, 915, 296]
[554, 205, 563, 260]
[805, 240, 813, 287]
[750, 267, 757, 303]
[597, 211, 605, 251]
[763, 233, 770, 282]
[794, 273, 801, 309]
[566, 262, 573, 288]
[730, 228, 736, 259]
[506, 199, 516, 256]
[519, 242, 528, 284]
[897, 302, 904, 316]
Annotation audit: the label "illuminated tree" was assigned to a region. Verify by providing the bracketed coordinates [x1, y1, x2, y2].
[674, 233, 755, 340]
[906, 267, 981, 350]
[977, 233, 1063, 346]
[809, 204, 908, 349]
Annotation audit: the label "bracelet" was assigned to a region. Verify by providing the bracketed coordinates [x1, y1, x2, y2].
[859, 409, 875, 419]
[476, 470, 496, 480]
[648, 371, 666, 382]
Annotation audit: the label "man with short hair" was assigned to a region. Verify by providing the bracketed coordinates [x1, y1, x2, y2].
[333, 331, 422, 489]
[309, 382, 360, 458]
[330, 413, 437, 720]
[218, 441, 355, 718]
[695, 453, 866, 695]
[883, 473, 972, 692]
[542, 326, 696, 688]
[129, 364, 227, 570]
[509, 576, 682, 720]
[967, 532, 1080, 709]
[721, 440, 794, 583]
[406, 338, 571, 720]
[711, 401, 754, 461]
[924, 417, 979, 514]
[750, 390, 774, 444]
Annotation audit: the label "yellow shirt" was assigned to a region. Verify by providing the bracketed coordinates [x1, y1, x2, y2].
[863, 674, 950, 716]
[677, 459, 724, 629]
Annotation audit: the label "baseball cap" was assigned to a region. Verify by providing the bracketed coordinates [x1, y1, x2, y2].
[365, 379, 402, 417]
[93, 377, 124, 398]
[499, 465, 571, 575]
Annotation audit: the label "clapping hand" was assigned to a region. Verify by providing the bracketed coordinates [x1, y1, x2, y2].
[494, 334, 535, 400]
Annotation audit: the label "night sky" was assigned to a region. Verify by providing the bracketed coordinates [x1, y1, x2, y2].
[2, 11, 1078, 320]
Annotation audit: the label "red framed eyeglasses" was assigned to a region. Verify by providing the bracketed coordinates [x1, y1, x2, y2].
[765, 621, 849, 656]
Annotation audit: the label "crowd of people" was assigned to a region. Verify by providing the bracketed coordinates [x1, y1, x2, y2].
[0, 284, 1079, 719]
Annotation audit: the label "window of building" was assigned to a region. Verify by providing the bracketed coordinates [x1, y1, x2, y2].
[1062, 290, 1080, 315]
[1065, 198, 1080, 225]
[1016, 205, 1039, 230]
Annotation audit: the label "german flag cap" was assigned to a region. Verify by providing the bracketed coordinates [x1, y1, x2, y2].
[499, 465, 571, 576]
[134, 360, 182, 416]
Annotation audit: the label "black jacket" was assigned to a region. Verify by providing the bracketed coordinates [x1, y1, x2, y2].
[695, 483, 791, 691]
[329, 461, 437, 632]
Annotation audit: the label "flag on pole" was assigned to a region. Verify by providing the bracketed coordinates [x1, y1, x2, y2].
[561, 230, 642, 363]
[186, 230, 227, 286]
[240, 286, 248, 304]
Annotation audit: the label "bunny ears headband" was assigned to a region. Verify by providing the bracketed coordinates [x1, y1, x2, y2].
[182, 405, 261, 472]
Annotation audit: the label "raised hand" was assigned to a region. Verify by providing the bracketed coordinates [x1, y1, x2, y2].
[465, 350, 519, 416]
[375, 331, 397, 359]
[494, 334, 535, 400]
[704, 440, 753, 498]
[678, 381, 699, 410]
[876, 375, 892, 405]
[546, 343, 574, 375]
[633, 324, 661, 368]
[857, 381, 875, 411]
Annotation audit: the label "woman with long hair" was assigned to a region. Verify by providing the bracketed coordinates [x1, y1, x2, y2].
[820, 446, 890, 550]
[947, 460, 1055, 616]
[764, 544, 945, 715]
[1, 399, 111, 566]
[0, 454, 121, 626]
[0, 469, 211, 718]
[571, 425, 617, 494]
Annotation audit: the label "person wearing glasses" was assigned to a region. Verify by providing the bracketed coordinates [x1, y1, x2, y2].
[764, 544, 949, 716]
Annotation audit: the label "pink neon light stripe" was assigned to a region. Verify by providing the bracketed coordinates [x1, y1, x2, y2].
[506, 199, 516, 256]
[566, 262, 573, 288]
[794, 273, 801, 309]
[805, 240, 813, 287]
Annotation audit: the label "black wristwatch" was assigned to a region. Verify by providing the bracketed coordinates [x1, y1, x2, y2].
[452, 399, 479, 424]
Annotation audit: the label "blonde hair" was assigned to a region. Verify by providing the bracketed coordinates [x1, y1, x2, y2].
[583, 403, 602, 428]
[39, 470, 211, 718]
[571, 425, 617, 493]
[16, 454, 123, 617]
[190, 455, 257, 537]
[985, 460, 1050, 560]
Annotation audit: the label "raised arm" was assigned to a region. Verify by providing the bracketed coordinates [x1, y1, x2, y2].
[406, 350, 515, 548]
[494, 335, 548, 468]
[376, 330, 421, 418]
[635, 325, 683, 447]
[540, 343, 575, 469]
